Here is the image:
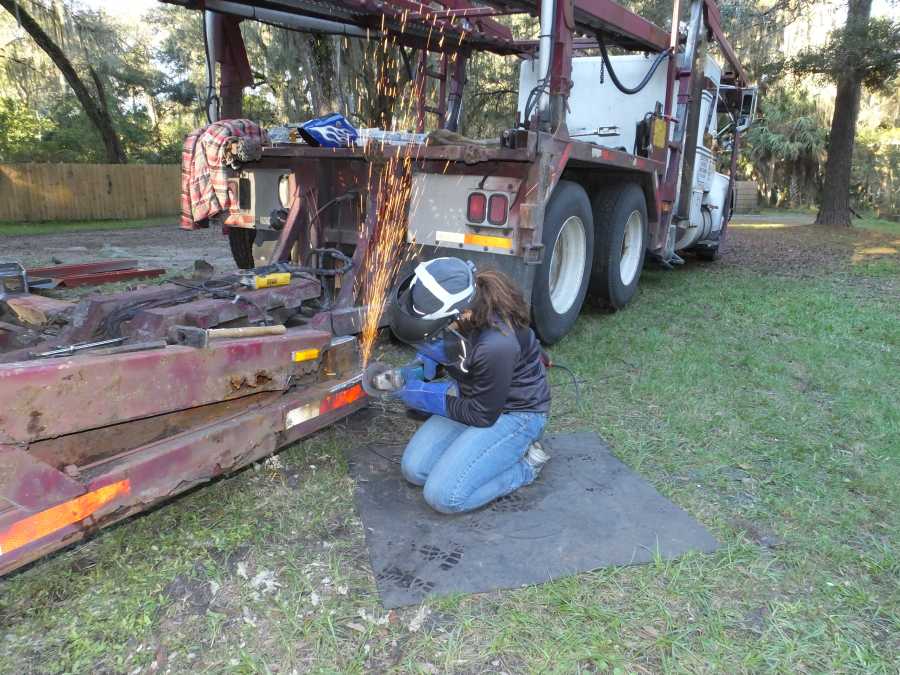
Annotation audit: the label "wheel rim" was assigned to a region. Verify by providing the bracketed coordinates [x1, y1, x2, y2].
[548, 215, 587, 314]
[620, 210, 643, 286]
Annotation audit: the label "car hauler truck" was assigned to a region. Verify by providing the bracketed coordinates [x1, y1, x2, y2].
[0, 0, 754, 575]
[176, 0, 756, 344]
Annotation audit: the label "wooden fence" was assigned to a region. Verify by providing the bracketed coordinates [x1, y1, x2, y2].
[0, 164, 180, 222]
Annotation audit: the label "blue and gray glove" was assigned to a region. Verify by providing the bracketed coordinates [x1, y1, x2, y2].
[397, 351, 440, 384]
[396, 380, 455, 417]
[416, 340, 449, 368]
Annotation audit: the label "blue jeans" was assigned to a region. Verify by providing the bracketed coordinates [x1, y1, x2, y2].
[400, 411, 548, 514]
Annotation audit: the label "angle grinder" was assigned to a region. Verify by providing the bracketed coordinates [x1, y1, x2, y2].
[361, 361, 407, 397]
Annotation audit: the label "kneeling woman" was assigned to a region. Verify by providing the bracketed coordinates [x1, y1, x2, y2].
[389, 258, 551, 514]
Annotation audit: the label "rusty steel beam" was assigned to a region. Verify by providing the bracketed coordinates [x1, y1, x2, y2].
[572, 0, 669, 50]
[703, 0, 748, 86]
[0, 377, 366, 576]
[27, 259, 139, 278]
[0, 329, 332, 444]
[54, 268, 166, 287]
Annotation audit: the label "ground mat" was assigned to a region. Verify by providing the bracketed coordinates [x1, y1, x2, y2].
[348, 431, 719, 608]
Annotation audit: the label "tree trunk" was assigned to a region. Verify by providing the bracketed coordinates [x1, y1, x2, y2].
[0, 0, 126, 163]
[815, 0, 872, 226]
[789, 173, 800, 207]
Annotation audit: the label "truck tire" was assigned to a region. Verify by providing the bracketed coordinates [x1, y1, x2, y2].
[531, 180, 594, 345]
[228, 228, 256, 269]
[590, 182, 647, 309]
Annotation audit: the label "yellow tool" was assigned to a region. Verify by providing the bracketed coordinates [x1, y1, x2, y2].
[240, 272, 291, 289]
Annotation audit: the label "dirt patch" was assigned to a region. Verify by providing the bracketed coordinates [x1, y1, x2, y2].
[2, 225, 235, 274]
[721, 217, 898, 279]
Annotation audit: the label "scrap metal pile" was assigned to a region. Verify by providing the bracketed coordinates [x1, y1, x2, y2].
[0, 260, 165, 358]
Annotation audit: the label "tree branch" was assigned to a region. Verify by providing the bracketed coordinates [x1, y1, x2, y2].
[0, 0, 126, 163]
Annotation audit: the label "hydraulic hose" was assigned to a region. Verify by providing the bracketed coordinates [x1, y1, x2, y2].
[596, 32, 672, 95]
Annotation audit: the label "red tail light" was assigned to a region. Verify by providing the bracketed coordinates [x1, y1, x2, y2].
[467, 192, 487, 223]
[488, 194, 509, 225]
[319, 382, 365, 414]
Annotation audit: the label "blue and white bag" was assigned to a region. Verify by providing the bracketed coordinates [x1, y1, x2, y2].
[299, 113, 358, 148]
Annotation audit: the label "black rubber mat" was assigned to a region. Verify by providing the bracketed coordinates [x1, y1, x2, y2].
[348, 431, 718, 608]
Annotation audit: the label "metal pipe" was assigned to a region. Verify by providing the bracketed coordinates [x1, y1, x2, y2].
[203, 0, 371, 38]
[537, 0, 555, 115]
[203, 10, 219, 122]
[665, 0, 705, 258]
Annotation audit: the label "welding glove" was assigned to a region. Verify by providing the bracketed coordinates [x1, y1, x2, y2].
[416, 352, 440, 380]
[415, 340, 450, 368]
[396, 380, 456, 417]
[395, 351, 439, 385]
[398, 361, 425, 384]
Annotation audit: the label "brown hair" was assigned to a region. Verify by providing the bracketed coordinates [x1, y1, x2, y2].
[462, 269, 530, 332]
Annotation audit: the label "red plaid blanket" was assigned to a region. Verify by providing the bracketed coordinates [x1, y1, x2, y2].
[179, 119, 268, 229]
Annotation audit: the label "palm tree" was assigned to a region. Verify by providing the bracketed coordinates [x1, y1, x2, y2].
[745, 88, 828, 206]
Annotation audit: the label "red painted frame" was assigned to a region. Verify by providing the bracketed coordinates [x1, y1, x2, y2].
[0, 326, 366, 576]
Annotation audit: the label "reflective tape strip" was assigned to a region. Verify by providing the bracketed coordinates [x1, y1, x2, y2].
[435, 230, 465, 244]
[435, 231, 512, 250]
[0, 479, 131, 557]
[285, 382, 366, 430]
[285, 402, 319, 429]
[464, 233, 512, 249]
[292, 348, 320, 363]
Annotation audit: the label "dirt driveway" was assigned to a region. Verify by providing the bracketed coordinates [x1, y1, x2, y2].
[3, 223, 235, 274]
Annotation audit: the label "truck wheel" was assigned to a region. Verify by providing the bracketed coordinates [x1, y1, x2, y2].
[531, 180, 594, 345]
[590, 182, 647, 309]
[228, 228, 256, 269]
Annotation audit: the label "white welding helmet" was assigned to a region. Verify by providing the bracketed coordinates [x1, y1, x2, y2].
[389, 257, 477, 344]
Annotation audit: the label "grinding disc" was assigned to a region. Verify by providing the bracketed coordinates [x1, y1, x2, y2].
[362, 361, 399, 397]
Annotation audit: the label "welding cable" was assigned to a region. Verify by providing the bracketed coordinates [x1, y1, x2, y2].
[595, 32, 672, 96]
[97, 289, 201, 338]
[522, 77, 550, 128]
[548, 362, 581, 400]
[309, 189, 360, 244]
[170, 279, 274, 326]
[300, 248, 354, 277]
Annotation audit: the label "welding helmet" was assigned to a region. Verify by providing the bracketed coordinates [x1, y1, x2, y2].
[299, 112, 358, 148]
[389, 257, 477, 345]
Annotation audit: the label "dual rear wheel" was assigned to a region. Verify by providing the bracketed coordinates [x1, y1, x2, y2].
[531, 180, 648, 345]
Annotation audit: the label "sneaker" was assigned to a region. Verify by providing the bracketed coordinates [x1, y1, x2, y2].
[523, 441, 550, 478]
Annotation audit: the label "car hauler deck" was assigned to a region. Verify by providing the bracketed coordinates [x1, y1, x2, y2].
[0, 0, 754, 575]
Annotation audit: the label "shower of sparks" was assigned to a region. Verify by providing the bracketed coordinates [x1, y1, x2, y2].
[355, 13, 463, 366]
[358, 154, 418, 366]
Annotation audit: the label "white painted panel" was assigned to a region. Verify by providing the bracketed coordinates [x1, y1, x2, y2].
[407, 173, 520, 251]
[518, 55, 671, 153]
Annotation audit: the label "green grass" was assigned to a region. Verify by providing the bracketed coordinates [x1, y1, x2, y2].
[1, 229, 898, 673]
[855, 216, 900, 235]
[751, 208, 900, 235]
[0, 216, 175, 236]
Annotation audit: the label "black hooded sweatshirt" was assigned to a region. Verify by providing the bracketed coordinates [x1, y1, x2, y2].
[443, 323, 551, 428]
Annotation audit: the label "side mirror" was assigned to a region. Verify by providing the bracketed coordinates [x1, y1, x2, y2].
[736, 88, 757, 133]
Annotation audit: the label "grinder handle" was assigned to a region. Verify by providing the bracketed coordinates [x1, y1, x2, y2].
[207, 325, 286, 339]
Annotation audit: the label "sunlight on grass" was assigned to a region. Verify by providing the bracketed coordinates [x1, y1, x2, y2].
[0, 216, 175, 236]
[729, 221, 800, 229]
[852, 244, 898, 260]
